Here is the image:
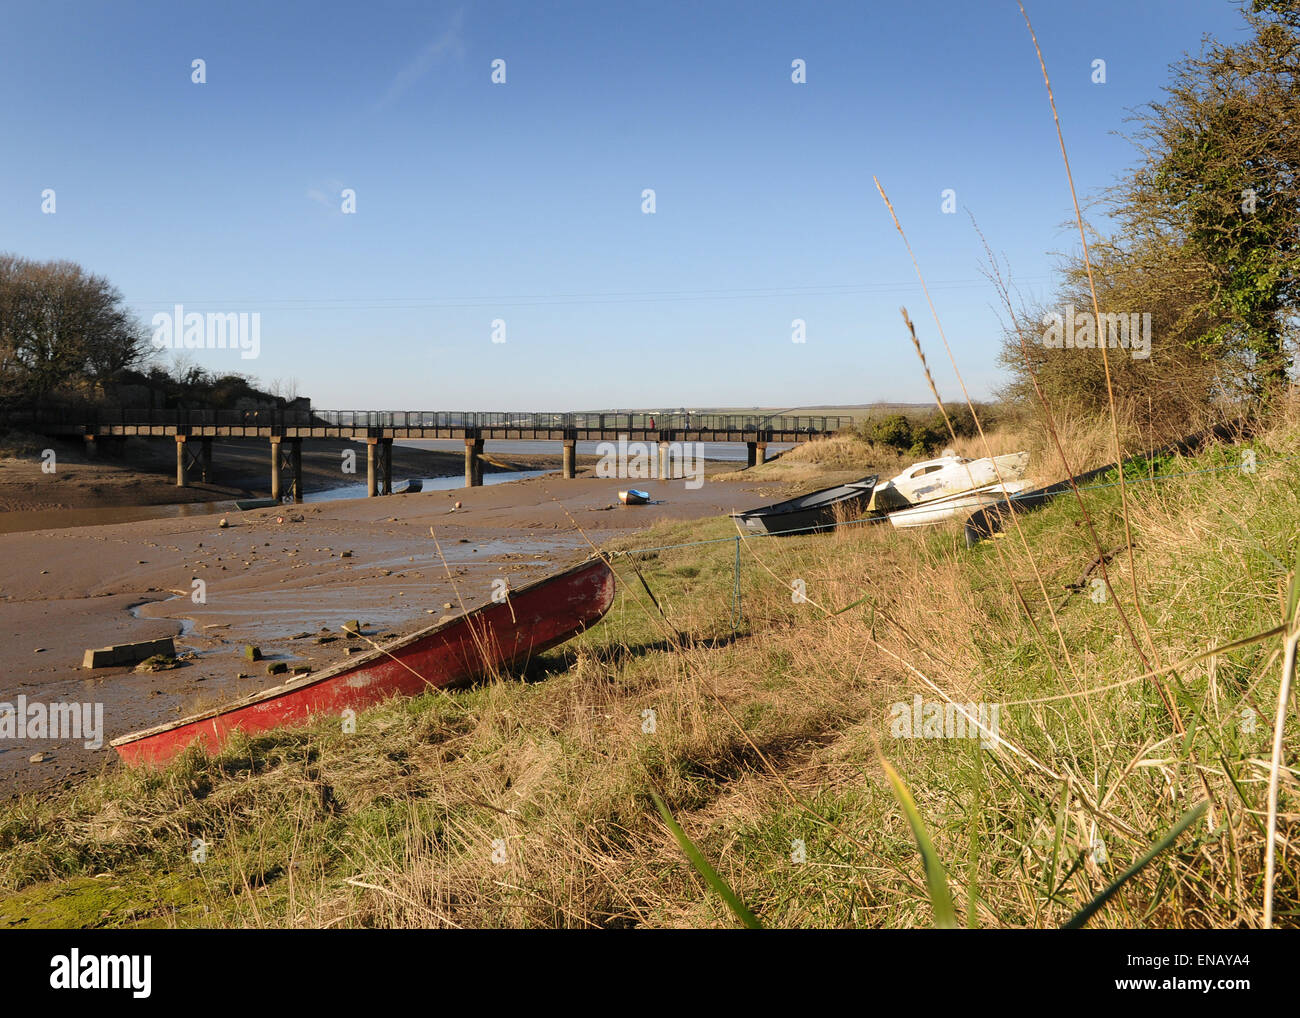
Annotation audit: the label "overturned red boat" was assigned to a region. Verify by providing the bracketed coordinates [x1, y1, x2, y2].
[112, 555, 616, 768]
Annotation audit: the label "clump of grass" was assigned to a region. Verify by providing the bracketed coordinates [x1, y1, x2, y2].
[0, 429, 56, 458]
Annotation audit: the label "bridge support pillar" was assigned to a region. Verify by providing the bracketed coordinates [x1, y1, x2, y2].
[269, 438, 282, 502]
[366, 438, 378, 497]
[658, 441, 669, 480]
[175, 436, 187, 485]
[380, 438, 393, 495]
[464, 438, 484, 487]
[755, 442, 767, 466]
[179, 435, 211, 487]
[83, 435, 97, 459]
[746, 442, 757, 468]
[562, 440, 576, 479]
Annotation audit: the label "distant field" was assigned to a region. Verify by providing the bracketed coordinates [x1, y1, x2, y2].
[591, 404, 938, 423]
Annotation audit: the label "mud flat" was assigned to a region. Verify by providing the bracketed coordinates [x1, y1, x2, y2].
[0, 472, 785, 797]
[0, 435, 560, 515]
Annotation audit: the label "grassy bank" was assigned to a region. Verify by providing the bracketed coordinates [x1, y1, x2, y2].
[1, 419, 1296, 928]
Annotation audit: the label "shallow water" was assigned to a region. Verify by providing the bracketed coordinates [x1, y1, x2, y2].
[301, 468, 555, 502]
[397, 439, 793, 462]
[0, 469, 556, 536]
[0, 500, 237, 535]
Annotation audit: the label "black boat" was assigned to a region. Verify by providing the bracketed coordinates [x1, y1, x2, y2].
[396, 478, 423, 494]
[961, 466, 1110, 548]
[962, 422, 1243, 548]
[731, 475, 879, 536]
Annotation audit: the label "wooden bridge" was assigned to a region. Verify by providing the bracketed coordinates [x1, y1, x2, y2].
[8, 408, 853, 501]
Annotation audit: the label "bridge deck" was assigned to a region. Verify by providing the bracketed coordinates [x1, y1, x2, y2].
[5, 409, 853, 497]
[7, 410, 853, 444]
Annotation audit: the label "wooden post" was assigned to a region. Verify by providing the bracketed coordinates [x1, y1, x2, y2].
[366, 439, 378, 497]
[658, 441, 669, 480]
[746, 442, 757, 468]
[175, 436, 187, 486]
[381, 438, 393, 495]
[562, 440, 576, 479]
[270, 438, 281, 502]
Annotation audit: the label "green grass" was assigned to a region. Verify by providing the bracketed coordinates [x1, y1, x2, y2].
[0, 426, 1296, 928]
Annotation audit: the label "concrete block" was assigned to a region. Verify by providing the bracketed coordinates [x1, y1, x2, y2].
[82, 638, 175, 669]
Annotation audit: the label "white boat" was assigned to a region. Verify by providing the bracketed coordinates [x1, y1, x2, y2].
[870, 452, 1030, 512]
[888, 478, 1037, 529]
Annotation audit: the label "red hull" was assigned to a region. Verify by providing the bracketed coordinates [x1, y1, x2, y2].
[112, 556, 615, 768]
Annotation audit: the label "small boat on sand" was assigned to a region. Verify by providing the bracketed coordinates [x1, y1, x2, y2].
[395, 479, 423, 494]
[888, 479, 1037, 529]
[731, 475, 879, 535]
[235, 498, 280, 511]
[870, 452, 1029, 512]
[111, 556, 616, 767]
[619, 489, 650, 505]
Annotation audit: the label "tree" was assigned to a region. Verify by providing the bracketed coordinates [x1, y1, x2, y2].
[1120, 0, 1300, 393]
[0, 254, 150, 405]
[998, 227, 1243, 435]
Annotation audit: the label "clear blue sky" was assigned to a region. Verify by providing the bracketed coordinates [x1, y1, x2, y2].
[0, 0, 1249, 410]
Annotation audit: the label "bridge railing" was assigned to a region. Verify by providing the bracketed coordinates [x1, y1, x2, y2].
[0, 407, 855, 434]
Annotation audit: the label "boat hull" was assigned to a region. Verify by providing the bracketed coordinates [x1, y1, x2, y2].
[732, 476, 878, 535]
[872, 452, 1029, 511]
[962, 423, 1244, 547]
[235, 498, 280, 511]
[619, 489, 649, 505]
[889, 479, 1036, 529]
[111, 556, 616, 767]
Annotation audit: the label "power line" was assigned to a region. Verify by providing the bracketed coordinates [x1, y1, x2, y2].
[128, 276, 1053, 312]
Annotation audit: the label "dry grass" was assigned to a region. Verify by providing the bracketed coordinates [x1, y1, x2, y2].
[714, 417, 1125, 497]
[1, 409, 1295, 929]
[713, 434, 906, 487]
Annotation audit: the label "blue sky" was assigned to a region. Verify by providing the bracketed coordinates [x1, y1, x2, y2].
[0, 1, 1249, 410]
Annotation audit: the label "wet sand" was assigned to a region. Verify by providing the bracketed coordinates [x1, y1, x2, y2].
[0, 471, 785, 798]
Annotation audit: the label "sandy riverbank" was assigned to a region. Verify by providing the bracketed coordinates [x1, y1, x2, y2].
[0, 469, 792, 798]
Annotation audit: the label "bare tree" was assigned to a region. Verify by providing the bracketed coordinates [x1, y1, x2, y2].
[0, 254, 149, 405]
